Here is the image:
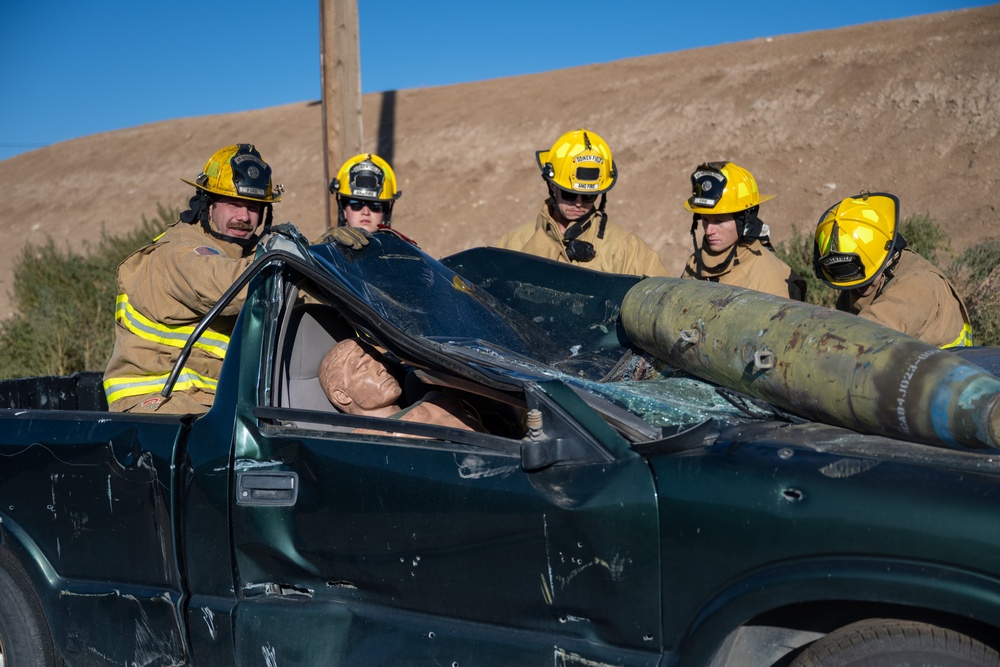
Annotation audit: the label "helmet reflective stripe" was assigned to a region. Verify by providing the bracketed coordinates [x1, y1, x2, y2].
[103, 368, 218, 405]
[115, 293, 230, 359]
[943, 323, 973, 349]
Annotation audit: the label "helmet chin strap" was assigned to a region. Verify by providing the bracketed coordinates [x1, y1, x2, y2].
[875, 234, 908, 296]
[736, 205, 765, 243]
[180, 191, 210, 224]
[548, 196, 607, 263]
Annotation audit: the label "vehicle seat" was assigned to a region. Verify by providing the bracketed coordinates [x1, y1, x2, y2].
[276, 303, 356, 412]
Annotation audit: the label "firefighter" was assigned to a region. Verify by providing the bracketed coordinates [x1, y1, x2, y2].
[814, 191, 972, 348]
[329, 153, 402, 234]
[494, 128, 669, 277]
[103, 144, 284, 414]
[326, 152, 421, 246]
[681, 161, 805, 300]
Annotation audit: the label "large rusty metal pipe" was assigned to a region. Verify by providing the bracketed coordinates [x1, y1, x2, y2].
[621, 277, 1000, 451]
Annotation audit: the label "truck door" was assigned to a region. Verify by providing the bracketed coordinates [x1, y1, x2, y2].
[231, 417, 661, 666]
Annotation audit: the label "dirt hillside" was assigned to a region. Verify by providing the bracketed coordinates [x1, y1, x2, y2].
[1, 6, 997, 319]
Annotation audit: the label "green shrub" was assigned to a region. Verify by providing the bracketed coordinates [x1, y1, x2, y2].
[774, 226, 838, 309]
[900, 212, 949, 267]
[950, 239, 1000, 347]
[0, 206, 174, 380]
[951, 239, 1000, 282]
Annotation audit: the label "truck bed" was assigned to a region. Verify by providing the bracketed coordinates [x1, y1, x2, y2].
[0, 371, 108, 411]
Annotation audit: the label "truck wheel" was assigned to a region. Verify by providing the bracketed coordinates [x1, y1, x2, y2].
[790, 619, 1000, 667]
[0, 549, 60, 667]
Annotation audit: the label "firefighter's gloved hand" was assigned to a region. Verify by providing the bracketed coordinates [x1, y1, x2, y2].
[262, 224, 309, 260]
[319, 226, 370, 250]
[269, 222, 301, 239]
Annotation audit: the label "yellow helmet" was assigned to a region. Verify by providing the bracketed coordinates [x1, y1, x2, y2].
[330, 154, 401, 202]
[683, 162, 774, 215]
[536, 129, 617, 195]
[813, 192, 901, 290]
[180, 144, 281, 203]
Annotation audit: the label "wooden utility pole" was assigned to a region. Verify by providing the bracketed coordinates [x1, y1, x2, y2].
[319, 0, 363, 230]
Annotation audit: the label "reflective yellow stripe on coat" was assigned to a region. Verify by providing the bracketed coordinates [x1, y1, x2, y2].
[115, 293, 230, 358]
[103, 368, 218, 405]
[942, 322, 974, 349]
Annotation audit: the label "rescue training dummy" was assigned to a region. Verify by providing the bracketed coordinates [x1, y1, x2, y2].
[813, 191, 972, 349]
[681, 161, 805, 300]
[104, 143, 368, 414]
[494, 128, 669, 277]
[319, 338, 483, 436]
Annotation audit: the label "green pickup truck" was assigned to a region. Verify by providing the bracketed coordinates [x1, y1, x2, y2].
[1, 228, 999, 667]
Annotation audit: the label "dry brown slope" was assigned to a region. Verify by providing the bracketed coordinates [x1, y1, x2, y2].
[1, 5, 997, 319]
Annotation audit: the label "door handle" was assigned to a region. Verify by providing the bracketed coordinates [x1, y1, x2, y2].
[237, 471, 299, 507]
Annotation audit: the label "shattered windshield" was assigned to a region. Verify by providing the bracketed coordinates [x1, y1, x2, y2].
[440, 339, 757, 427]
[308, 234, 761, 429]
[310, 235, 597, 368]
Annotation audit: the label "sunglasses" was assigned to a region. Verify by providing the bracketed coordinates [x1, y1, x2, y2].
[345, 198, 386, 213]
[557, 190, 598, 204]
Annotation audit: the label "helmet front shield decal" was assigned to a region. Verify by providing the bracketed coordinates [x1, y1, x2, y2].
[230, 145, 272, 199]
[348, 161, 386, 199]
[688, 163, 728, 209]
[818, 252, 867, 283]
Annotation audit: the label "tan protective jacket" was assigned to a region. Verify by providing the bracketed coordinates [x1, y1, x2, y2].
[836, 249, 972, 348]
[494, 202, 669, 277]
[103, 222, 255, 413]
[682, 239, 806, 301]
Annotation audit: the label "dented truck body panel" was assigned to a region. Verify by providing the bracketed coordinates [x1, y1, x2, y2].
[0, 231, 1000, 665]
[651, 425, 1000, 663]
[0, 412, 188, 664]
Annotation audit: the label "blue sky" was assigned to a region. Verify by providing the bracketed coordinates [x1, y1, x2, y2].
[0, 1, 992, 161]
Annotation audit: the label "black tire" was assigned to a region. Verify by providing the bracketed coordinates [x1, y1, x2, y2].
[790, 619, 1000, 667]
[0, 549, 60, 667]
